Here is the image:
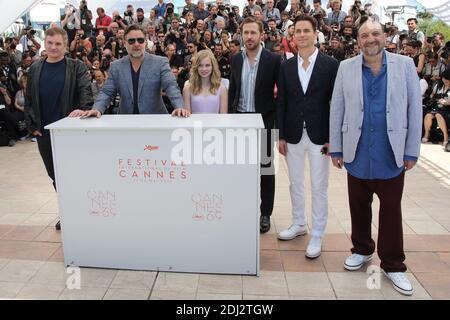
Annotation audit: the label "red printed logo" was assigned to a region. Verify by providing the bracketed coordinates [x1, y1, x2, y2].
[144, 145, 159, 151]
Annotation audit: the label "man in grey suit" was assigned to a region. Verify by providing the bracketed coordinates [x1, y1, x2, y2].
[83, 24, 189, 118]
[329, 17, 422, 296]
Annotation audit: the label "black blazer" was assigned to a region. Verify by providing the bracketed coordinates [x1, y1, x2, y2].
[24, 57, 93, 133]
[277, 52, 339, 145]
[228, 48, 281, 119]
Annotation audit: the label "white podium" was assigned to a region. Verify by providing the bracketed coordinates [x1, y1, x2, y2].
[46, 114, 264, 275]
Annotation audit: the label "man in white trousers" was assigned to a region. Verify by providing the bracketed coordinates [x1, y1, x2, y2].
[277, 15, 339, 258]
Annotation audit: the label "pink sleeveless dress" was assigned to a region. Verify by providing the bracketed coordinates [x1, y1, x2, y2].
[190, 86, 222, 114]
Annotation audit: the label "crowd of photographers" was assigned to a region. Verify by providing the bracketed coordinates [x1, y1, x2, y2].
[0, 0, 450, 150]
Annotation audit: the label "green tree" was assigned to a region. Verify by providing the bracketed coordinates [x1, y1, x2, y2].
[419, 12, 450, 41]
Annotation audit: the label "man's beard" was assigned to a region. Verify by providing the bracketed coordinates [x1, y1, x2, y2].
[362, 41, 383, 56]
[130, 51, 144, 58]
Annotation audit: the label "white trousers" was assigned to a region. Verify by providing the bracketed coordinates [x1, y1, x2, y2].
[286, 129, 329, 237]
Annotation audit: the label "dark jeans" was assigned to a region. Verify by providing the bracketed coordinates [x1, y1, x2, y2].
[37, 133, 56, 190]
[347, 172, 407, 273]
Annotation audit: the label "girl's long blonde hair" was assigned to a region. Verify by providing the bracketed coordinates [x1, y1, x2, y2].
[189, 49, 221, 95]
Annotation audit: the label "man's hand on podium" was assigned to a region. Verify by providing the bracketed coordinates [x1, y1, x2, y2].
[79, 110, 102, 118]
[68, 109, 87, 117]
[171, 108, 191, 117]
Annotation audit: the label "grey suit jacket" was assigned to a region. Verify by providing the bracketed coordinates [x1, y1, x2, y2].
[329, 51, 422, 168]
[93, 53, 183, 114]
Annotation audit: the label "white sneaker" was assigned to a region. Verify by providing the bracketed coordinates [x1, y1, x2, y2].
[306, 236, 322, 259]
[384, 272, 413, 296]
[344, 253, 373, 271]
[277, 225, 308, 240]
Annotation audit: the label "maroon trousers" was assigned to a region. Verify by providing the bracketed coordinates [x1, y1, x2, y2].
[347, 172, 407, 273]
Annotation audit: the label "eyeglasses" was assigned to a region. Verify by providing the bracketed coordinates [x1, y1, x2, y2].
[127, 37, 145, 45]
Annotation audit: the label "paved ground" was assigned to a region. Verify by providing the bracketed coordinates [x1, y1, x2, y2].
[0, 140, 449, 300]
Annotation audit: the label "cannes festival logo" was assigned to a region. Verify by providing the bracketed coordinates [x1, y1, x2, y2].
[144, 145, 159, 151]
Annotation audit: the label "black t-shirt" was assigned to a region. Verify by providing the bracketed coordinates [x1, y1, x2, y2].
[39, 59, 66, 133]
[130, 63, 141, 114]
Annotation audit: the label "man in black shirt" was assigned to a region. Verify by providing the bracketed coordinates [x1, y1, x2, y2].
[25, 27, 93, 230]
[213, 43, 230, 79]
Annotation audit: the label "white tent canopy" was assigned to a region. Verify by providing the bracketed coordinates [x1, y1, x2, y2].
[0, 0, 42, 33]
[2, 0, 448, 34]
[417, 1, 450, 25]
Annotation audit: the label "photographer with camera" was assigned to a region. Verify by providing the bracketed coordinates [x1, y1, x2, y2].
[95, 7, 112, 36]
[123, 5, 135, 25]
[220, 30, 232, 53]
[272, 42, 293, 62]
[183, 0, 197, 13]
[0, 51, 20, 96]
[4, 38, 22, 68]
[184, 40, 198, 69]
[432, 33, 446, 56]
[0, 81, 18, 147]
[243, 0, 262, 17]
[226, 8, 241, 34]
[134, 8, 150, 29]
[100, 48, 114, 72]
[264, 19, 282, 51]
[348, 0, 362, 22]
[78, 0, 93, 37]
[162, 3, 179, 33]
[423, 69, 450, 151]
[182, 10, 196, 29]
[341, 27, 356, 59]
[281, 24, 297, 54]
[325, 35, 345, 61]
[363, 3, 379, 23]
[69, 29, 87, 58]
[280, 11, 293, 36]
[423, 52, 446, 89]
[112, 10, 129, 29]
[205, 5, 220, 32]
[104, 22, 120, 44]
[88, 34, 107, 63]
[147, 23, 159, 44]
[165, 18, 187, 58]
[213, 43, 231, 79]
[263, 0, 281, 25]
[165, 43, 184, 70]
[153, 0, 167, 19]
[406, 18, 425, 45]
[404, 40, 425, 77]
[194, 1, 210, 21]
[19, 27, 41, 57]
[385, 24, 400, 47]
[113, 28, 128, 59]
[288, 0, 299, 18]
[310, 0, 327, 18]
[61, 4, 80, 43]
[253, 10, 268, 30]
[216, 1, 230, 20]
[327, 0, 347, 26]
[213, 18, 228, 42]
[154, 31, 167, 56]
